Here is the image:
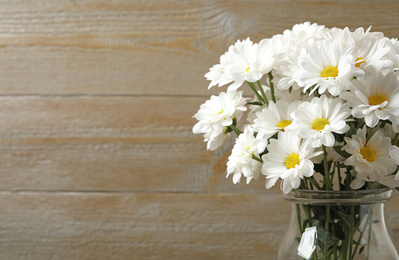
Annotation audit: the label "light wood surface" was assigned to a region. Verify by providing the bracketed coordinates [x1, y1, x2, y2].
[1, 0, 399, 259]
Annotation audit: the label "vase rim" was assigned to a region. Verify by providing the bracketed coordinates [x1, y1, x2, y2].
[282, 187, 393, 204]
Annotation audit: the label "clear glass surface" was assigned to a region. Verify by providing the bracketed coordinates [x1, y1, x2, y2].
[277, 188, 399, 260]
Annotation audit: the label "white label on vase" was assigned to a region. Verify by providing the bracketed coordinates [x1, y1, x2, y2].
[297, 226, 317, 259]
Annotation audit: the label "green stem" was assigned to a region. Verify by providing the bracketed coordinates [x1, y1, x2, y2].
[247, 81, 265, 104]
[252, 155, 263, 163]
[307, 177, 322, 190]
[332, 223, 338, 260]
[312, 85, 320, 97]
[296, 204, 303, 234]
[366, 127, 374, 143]
[337, 164, 342, 191]
[351, 208, 372, 259]
[393, 133, 399, 146]
[331, 209, 361, 233]
[322, 146, 332, 190]
[348, 205, 355, 259]
[324, 204, 331, 259]
[366, 183, 374, 260]
[345, 168, 353, 190]
[257, 80, 269, 106]
[322, 145, 332, 260]
[330, 162, 336, 187]
[268, 72, 276, 103]
[229, 124, 242, 136]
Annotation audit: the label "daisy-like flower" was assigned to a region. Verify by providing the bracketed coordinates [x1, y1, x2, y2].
[273, 22, 328, 91]
[282, 22, 327, 49]
[221, 38, 275, 90]
[206, 38, 257, 89]
[226, 126, 267, 184]
[193, 90, 247, 151]
[274, 50, 305, 91]
[386, 38, 399, 73]
[352, 36, 393, 73]
[343, 127, 396, 189]
[290, 95, 351, 148]
[253, 99, 301, 139]
[261, 132, 323, 194]
[340, 71, 399, 127]
[294, 40, 364, 96]
[205, 44, 235, 90]
[205, 38, 275, 91]
[324, 27, 354, 47]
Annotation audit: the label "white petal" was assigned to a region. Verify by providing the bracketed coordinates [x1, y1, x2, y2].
[350, 178, 366, 189]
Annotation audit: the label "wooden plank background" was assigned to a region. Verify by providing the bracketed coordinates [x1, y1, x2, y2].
[1, 0, 399, 259]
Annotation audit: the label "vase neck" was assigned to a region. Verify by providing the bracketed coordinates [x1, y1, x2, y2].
[282, 188, 393, 205]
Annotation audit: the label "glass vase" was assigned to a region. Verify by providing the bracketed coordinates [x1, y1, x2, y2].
[277, 188, 399, 260]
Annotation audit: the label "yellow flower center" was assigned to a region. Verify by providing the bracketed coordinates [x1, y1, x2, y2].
[246, 66, 250, 72]
[285, 153, 300, 169]
[277, 120, 292, 131]
[368, 94, 388, 106]
[355, 57, 366, 68]
[217, 109, 224, 115]
[321, 66, 339, 78]
[360, 146, 375, 162]
[312, 118, 330, 131]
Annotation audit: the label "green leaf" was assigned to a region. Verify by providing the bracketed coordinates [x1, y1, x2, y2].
[314, 163, 325, 175]
[245, 101, 263, 106]
[333, 145, 351, 158]
[317, 227, 338, 244]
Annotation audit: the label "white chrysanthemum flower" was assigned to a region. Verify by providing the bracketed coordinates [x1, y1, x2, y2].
[290, 95, 351, 148]
[253, 99, 301, 139]
[270, 22, 327, 65]
[283, 22, 328, 49]
[381, 123, 399, 139]
[294, 40, 364, 96]
[327, 26, 392, 72]
[261, 132, 323, 194]
[351, 26, 384, 41]
[340, 71, 399, 127]
[273, 22, 328, 91]
[205, 38, 275, 91]
[343, 127, 396, 189]
[247, 86, 305, 125]
[205, 38, 256, 89]
[205, 44, 236, 90]
[205, 63, 225, 90]
[324, 27, 354, 47]
[226, 126, 267, 184]
[193, 90, 247, 151]
[353, 37, 393, 73]
[223, 38, 275, 90]
[274, 50, 305, 91]
[386, 38, 399, 72]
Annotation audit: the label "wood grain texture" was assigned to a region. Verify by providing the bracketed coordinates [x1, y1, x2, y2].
[0, 95, 266, 192]
[0, 191, 398, 260]
[0, 191, 287, 260]
[0, 0, 399, 259]
[0, 1, 396, 95]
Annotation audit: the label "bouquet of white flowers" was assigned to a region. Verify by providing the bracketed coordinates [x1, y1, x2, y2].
[193, 22, 399, 259]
